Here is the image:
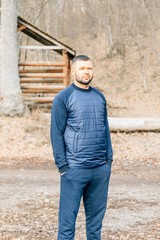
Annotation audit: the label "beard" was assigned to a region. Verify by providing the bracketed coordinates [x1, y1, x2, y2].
[75, 74, 93, 85]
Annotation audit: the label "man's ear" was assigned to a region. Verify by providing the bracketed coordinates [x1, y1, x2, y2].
[71, 68, 75, 77]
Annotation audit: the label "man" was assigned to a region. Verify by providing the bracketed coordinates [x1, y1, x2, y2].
[50, 55, 113, 240]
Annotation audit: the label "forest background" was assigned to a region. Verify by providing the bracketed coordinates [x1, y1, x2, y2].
[16, 0, 160, 117]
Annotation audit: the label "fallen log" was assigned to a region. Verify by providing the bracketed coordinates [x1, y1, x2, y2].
[108, 117, 160, 132]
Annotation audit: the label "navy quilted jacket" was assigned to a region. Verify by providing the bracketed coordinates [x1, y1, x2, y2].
[50, 83, 113, 172]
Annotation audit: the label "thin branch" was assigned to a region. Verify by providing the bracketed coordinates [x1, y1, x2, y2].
[135, 42, 148, 92]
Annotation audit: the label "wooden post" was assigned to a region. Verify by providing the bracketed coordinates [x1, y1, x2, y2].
[62, 49, 71, 87]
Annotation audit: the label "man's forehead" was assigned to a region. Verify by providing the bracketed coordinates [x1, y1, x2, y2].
[74, 60, 93, 68]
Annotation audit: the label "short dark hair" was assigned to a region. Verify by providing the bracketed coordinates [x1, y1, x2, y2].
[72, 55, 91, 65]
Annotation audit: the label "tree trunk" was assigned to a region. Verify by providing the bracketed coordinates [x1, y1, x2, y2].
[0, 0, 25, 116]
[0, 23, 1, 92]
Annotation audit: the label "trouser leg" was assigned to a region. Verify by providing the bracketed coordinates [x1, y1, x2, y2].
[83, 164, 111, 240]
[58, 168, 90, 240]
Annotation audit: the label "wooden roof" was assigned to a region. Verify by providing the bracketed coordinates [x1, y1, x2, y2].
[17, 16, 76, 59]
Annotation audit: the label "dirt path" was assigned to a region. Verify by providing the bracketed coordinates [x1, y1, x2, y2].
[0, 164, 160, 240]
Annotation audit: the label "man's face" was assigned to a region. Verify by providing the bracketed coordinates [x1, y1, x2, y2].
[72, 60, 93, 86]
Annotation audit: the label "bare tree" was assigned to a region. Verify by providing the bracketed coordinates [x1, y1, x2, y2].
[0, 0, 25, 116]
[0, 18, 1, 92]
[16, 0, 160, 95]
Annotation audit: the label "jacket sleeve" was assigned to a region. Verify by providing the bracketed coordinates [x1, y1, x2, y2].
[50, 96, 69, 172]
[105, 106, 113, 165]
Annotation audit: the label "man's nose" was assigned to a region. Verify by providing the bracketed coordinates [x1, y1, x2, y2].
[84, 68, 89, 74]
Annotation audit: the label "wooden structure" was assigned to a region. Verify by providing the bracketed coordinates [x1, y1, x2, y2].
[17, 16, 76, 106]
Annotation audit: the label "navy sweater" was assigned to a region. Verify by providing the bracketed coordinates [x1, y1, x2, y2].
[50, 83, 113, 172]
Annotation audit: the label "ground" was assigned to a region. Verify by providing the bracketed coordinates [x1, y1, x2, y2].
[1, 46, 160, 238]
[0, 108, 160, 239]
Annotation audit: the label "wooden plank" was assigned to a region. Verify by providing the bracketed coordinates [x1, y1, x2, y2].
[19, 45, 65, 50]
[23, 97, 54, 103]
[22, 89, 63, 93]
[21, 85, 65, 93]
[19, 62, 66, 67]
[19, 73, 65, 78]
[21, 84, 64, 89]
[19, 69, 63, 73]
[20, 79, 63, 83]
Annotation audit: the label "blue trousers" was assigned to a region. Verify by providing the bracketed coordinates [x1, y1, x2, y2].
[58, 163, 111, 240]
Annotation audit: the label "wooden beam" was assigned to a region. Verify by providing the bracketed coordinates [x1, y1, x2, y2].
[21, 85, 64, 89]
[23, 97, 54, 103]
[19, 69, 63, 73]
[19, 73, 65, 78]
[19, 62, 66, 67]
[21, 85, 65, 93]
[17, 25, 26, 32]
[19, 45, 65, 50]
[20, 79, 63, 83]
[22, 89, 63, 93]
